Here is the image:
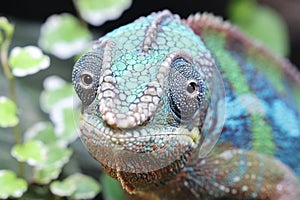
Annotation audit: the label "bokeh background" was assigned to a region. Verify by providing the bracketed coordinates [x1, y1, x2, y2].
[2, 0, 300, 67]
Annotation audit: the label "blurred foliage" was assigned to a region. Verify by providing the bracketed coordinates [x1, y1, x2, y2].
[73, 0, 132, 26]
[0, 0, 131, 199]
[0, 170, 27, 199]
[39, 13, 92, 59]
[50, 173, 101, 199]
[0, 97, 19, 127]
[228, 0, 289, 56]
[9, 46, 50, 77]
[101, 173, 125, 200]
[0, 0, 289, 199]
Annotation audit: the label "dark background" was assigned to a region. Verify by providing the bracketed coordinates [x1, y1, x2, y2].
[1, 0, 300, 68]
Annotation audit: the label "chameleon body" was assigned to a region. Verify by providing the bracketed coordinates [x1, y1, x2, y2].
[72, 10, 300, 199]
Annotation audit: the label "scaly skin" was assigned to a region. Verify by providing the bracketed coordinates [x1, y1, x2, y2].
[72, 10, 300, 199]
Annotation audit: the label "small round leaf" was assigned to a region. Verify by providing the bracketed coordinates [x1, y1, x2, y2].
[11, 139, 73, 185]
[0, 96, 19, 127]
[42, 145, 73, 169]
[9, 46, 50, 77]
[40, 76, 80, 144]
[22, 125, 73, 184]
[39, 13, 92, 59]
[24, 121, 58, 145]
[74, 0, 132, 26]
[11, 140, 46, 166]
[40, 76, 77, 113]
[50, 107, 80, 145]
[0, 170, 28, 199]
[50, 180, 76, 197]
[32, 145, 72, 184]
[50, 173, 101, 199]
[33, 166, 62, 185]
[67, 173, 101, 199]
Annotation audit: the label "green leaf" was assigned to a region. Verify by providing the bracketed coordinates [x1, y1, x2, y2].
[8, 46, 50, 77]
[228, 0, 256, 24]
[40, 76, 77, 113]
[42, 145, 73, 169]
[74, 0, 132, 26]
[0, 16, 14, 43]
[0, 96, 19, 128]
[24, 121, 59, 145]
[50, 173, 101, 199]
[38, 13, 92, 59]
[228, 0, 289, 56]
[0, 170, 28, 199]
[22, 122, 73, 184]
[32, 145, 72, 184]
[68, 173, 101, 199]
[11, 140, 46, 166]
[40, 76, 80, 144]
[101, 173, 124, 200]
[50, 107, 80, 144]
[11, 134, 72, 185]
[33, 166, 62, 185]
[22, 128, 72, 184]
[50, 180, 76, 197]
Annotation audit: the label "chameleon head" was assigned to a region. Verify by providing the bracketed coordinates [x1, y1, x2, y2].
[72, 10, 225, 189]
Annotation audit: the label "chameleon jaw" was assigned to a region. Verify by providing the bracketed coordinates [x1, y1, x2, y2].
[79, 115, 200, 173]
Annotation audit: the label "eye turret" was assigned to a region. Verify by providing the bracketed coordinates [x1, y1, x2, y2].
[72, 52, 102, 106]
[168, 58, 209, 124]
[167, 56, 226, 158]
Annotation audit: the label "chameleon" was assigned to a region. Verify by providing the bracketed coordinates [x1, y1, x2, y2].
[72, 10, 300, 199]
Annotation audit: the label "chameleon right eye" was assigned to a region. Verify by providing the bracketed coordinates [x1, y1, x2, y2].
[167, 55, 226, 158]
[186, 80, 198, 94]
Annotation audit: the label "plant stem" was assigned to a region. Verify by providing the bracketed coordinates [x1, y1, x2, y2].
[1, 35, 24, 177]
[1, 40, 12, 79]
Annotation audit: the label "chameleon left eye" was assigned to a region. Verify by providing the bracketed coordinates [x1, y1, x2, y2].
[167, 54, 226, 158]
[186, 80, 198, 95]
[168, 58, 206, 123]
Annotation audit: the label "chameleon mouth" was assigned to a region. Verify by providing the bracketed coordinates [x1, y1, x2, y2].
[79, 116, 199, 173]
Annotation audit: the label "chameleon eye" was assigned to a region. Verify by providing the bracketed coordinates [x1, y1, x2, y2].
[167, 55, 226, 158]
[72, 51, 102, 106]
[186, 80, 198, 95]
[168, 58, 205, 122]
[81, 73, 93, 86]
